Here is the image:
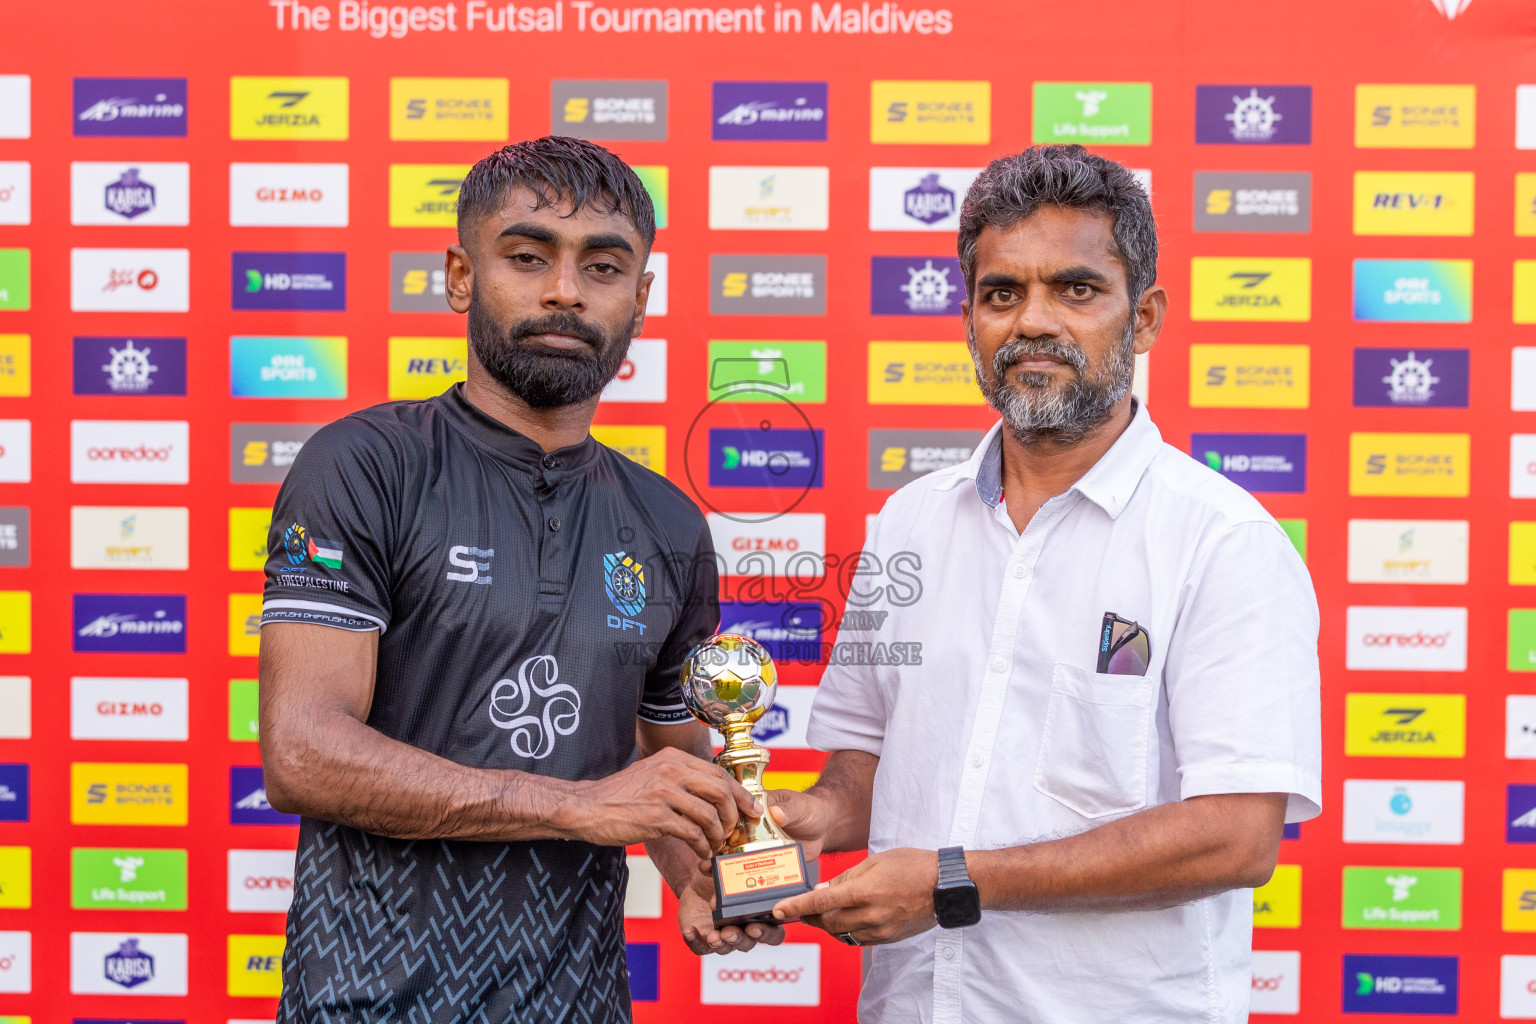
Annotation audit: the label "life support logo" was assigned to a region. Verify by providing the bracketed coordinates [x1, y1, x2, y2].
[488, 655, 580, 760]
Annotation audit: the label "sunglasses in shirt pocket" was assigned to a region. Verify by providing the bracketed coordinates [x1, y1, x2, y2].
[1032, 661, 1156, 819]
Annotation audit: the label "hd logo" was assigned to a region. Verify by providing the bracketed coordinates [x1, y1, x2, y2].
[870, 81, 990, 145]
[1345, 693, 1466, 758]
[389, 77, 508, 141]
[1189, 258, 1311, 321]
[1353, 172, 1474, 236]
[389, 165, 471, 228]
[230, 77, 348, 140]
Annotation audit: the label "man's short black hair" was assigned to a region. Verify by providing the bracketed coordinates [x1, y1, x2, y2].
[456, 136, 656, 251]
[957, 144, 1157, 300]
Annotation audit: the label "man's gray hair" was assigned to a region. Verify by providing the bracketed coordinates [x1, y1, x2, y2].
[957, 145, 1157, 300]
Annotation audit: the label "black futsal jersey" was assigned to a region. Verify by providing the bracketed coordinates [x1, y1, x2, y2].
[262, 384, 718, 1024]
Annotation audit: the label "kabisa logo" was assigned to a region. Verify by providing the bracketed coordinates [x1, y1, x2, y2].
[712, 82, 828, 141]
[603, 551, 647, 619]
[720, 601, 825, 665]
[1344, 955, 1458, 1014]
[905, 173, 955, 223]
[230, 77, 349, 140]
[1192, 433, 1306, 493]
[103, 938, 154, 989]
[710, 428, 824, 489]
[551, 80, 668, 141]
[103, 168, 155, 220]
[1353, 348, 1468, 408]
[871, 256, 962, 316]
[73, 337, 187, 396]
[488, 654, 581, 760]
[230, 765, 298, 825]
[1510, 784, 1536, 843]
[233, 252, 346, 311]
[282, 522, 342, 569]
[73, 78, 187, 137]
[1194, 85, 1312, 144]
[73, 594, 187, 653]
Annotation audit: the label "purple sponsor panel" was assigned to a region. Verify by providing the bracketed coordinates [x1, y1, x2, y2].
[73, 337, 187, 396]
[1352, 348, 1469, 408]
[72, 594, 188, 653]
[710, 428, 824, 489]
[1342, 954, 1457, 1015]
[1191, 433, 1306, 493]
[712, 82, 828, 141]
[230, 765, 299, 825]
[870, 256, 963, 316]
[1510, 784, 1536, 844]
[0, 763, 28, 822]
[1195, 84, 1311, 144]
[73, 78, 187, 137]
[718, 600, 825, 665]
[232, 251, 347, 312]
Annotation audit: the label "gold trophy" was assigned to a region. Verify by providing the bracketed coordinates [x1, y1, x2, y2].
[680, 633, 815, 926]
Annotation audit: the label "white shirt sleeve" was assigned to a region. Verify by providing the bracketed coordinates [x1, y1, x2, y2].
[806, 516, 891, 757]
[1162, 518, 1323, 823]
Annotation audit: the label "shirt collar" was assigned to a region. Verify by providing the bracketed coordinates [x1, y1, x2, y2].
[434, 383, 599, 476]
[969, 400, 1163, 520]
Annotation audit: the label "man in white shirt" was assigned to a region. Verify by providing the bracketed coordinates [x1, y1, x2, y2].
[765, 145, 1322, 1023]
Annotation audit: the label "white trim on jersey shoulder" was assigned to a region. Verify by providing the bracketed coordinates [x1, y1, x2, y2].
[262, 598, 388, 633]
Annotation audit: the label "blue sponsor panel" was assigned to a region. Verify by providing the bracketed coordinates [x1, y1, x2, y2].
[1191, 433, 1306, 494]
[870, 256, 963, 316]
[1510, 784, 1536, 844]
[0, 763, 28, 822]
[72, 594, 187, 654]
[1343, 954, 1457, 1015]
[712, 81, 828, 141]
[232, 252, 347, 311]
[1352, 348, 1469, 408]
[1194, 84, 1311, 144]
[73, 78, 188, 137]
[230, 765, 299, 826]
[73, 337, 187, 396]
[720, 600, 825, 666]
[1353, 259, 1472, 323]
[626, 942, 660, 1002]
[709, 427, 824, 489]
[230, 336, 348, 399]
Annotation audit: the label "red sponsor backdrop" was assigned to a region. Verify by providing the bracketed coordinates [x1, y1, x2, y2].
[1, 0, 1535, 1018]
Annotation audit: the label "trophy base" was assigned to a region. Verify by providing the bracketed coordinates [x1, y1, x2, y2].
[711, 843, 817, 928]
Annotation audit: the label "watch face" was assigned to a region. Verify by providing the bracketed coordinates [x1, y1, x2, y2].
[934, 882, 982, 928]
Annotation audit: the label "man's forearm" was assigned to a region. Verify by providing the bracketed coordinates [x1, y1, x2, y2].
[967, 793, 1287, 914]
[804, 749, 879, 853]
[263, 706, 578, 842]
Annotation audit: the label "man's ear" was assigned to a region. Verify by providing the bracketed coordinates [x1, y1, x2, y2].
[632, 269, 654, 338]
[1132, 284, 1167, 356]
[446, 244, 473, 314]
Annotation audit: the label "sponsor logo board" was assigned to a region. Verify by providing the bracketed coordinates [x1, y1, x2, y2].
[713, 81, 827, 141]
[72, 594, 187, 654]
[70, 421, 188, 485]
[1343, 954, 1458, 1015]
[0, 250, 27, 311]
[1348, 432, 1469, 497]
[867, 341, 982, 405]
[1344, 780, 1463, 845]
[70, 249, 189, 313]
[1252, 863, 1301, 928]
[232, 252, 346, 311]
[70, 678, 188, 742]
[709, 167, 829, 230]
[388, 164, 470, 228]
[718, 602, 825, 664]
[229, 508, 270, 571]
[624, 853, 663, 919]
[1189, 257, 1311, 321]
[73, 337, 187, 397]
[601, 339, 667, 403]
[1191, 433, 1306, 493]
[1342, 866, 1461, 930]
[71, 506, 189, 571]
[1353, 259, 1472, 323]
[388, 337, 465, 400]
[1507, 869, 1536, 931]
[590, 426, 665, 473]
[389, 77, 507, 141]
[627, 942, 660, 1002]
[1345, 606, 1467, 671]
[230, 766, 298, 826]
[1354, 171, 1475, 236]
[1344, 692, 1466, 757]
[230, 163, 349, 227]
[1353, 348, 1468, 408]
[0, 509, 28, 569]
[871, 256, 962, 316]
[634, 165, 668, 228]
[73, 78, 186, 137]
[229, 679, 260, 742]
[0, 764, 26, 822]
[709, 428, 822, 489]
[1508, 783, 1536, 840]
[0, 678, 29, 738]
[1251, 950, 1301, 1015]
[709, 255, 825, 316]
[1192, 171, 1310, 232]
[1521, 85, 1536, 149]
[707, 341, 825, 403]
[700, 942, 821, 1006]
[0, 930, 29, 993]
[230, 76, 348, 140]
[1188, 344, 1309, 408]
[1518, 173, 1536, 236]
[71, 848, 187, 911]
[228, 849, 295, 913]
[1519, 261, 1536, 324]
[231, 423, 320, 483]
[1356, 84, 1475, 148]
[0, 847, 28, 909]
[869, 167, 978, 231]
[1194, 84, 1311, 144]
[707, 513, 825, 578]
[868, 428, 982, 488]
[551, 80, 667, 140]
[227, 934, 285, 996]
[390, 251, 447, 312]
[230, 337, 347, 399]
[871, 80, 989, 145]
[70, 163, 189, 226]
[0, 594, 29, 654]
[70, 763, 187, 826]
[1033, 82, 1151, 145]
[0, 335, 24, 397]
[1502, 955, 1536, 1018]
[0, 422, 28, 483]
[0, 76, 29, 139]
[0, 163, 30, 225]
[70, 932, 188, 994]
[1347, 520, 1468, 585]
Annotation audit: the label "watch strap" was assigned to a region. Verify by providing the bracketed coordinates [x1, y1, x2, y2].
[937, 846, 970, 885]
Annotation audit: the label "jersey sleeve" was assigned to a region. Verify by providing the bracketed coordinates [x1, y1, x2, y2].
[638, 520, 720, 725]
[1163, 519, 1323, 824]
[261, 418, 400, 633]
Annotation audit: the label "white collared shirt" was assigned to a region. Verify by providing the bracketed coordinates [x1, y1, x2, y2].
[807, 403, 1322, 1024]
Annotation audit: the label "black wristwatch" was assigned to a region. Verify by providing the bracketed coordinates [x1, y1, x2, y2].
[933, 846, 982, 929]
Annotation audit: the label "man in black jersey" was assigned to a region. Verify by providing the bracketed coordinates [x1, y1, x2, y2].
[259, 137, 776, 1024]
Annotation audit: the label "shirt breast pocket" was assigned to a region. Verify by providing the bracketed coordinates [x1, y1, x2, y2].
[1032, 661, 1155, 819]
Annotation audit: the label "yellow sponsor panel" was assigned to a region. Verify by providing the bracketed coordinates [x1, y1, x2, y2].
[1512, 523, 1536, 585]
[1517, 261, 1536, 325]
[229, 508, 271, 572]
[1253, 864, 1301, 928]
[0, 846, 31, 908]
[228, 934, 286, 997]
[1189, 258, 1311, 322]
[71, 762, 188, 826]
[389, 337, 467, 400]
[0, 334, 29, 396]
[231, 76, 349, 141]
[868, 342, 983, 405]
[763, 771, 819, 793]
[229, 593, 263, 657]
[591, 425, 666, 474]
[1352, 172, 1474, 236]
[1345, 693, 1466, 758]
[1188, 344, 1309, 409]
[0, 591, 30, 654]
[1355, 84, 1475, 149]
[1506, 870, 1536, 932]
[870, 81, 990, 145]
[389, 77, 508, 141]
[1349, 433, 1470, 497]
[1516, 174, 1536, 237]
[389, 164, 472, 228]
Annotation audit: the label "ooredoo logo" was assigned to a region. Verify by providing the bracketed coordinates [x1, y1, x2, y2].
[71, 421, 189, 484]
[1250, 950, 1300, 1014]
[228, 849, 297, 912]
[0, 931, 30, 993]
[700, 943, 819, 1006]
[1346, 606, 1467, 672]
[716, 966, 805, 983]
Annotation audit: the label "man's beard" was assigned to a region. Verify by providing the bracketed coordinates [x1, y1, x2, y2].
[467, 293, 633, 410]
[968, 317, 1137, 447]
